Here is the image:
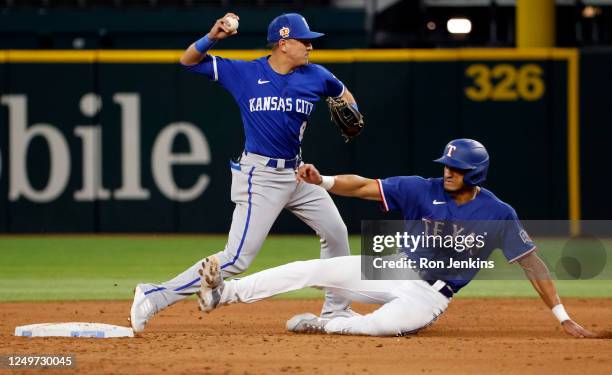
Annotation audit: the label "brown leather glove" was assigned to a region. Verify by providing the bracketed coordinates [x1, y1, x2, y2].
[326, 97, 364, 142]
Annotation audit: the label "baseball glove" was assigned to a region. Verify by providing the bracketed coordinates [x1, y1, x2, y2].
[326, 97, 364, 142]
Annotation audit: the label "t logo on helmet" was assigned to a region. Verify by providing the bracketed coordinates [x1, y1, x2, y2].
[446, 145, 457, 157]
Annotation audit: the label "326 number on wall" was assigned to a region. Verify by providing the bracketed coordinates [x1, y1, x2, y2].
[465, 64, 545, 101]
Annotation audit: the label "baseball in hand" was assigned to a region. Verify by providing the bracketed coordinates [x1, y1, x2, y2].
[224, 17, 239, 32]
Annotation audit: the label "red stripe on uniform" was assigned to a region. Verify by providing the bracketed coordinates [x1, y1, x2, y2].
[376, 179, 389, 212]
[508, 246, 537, 263]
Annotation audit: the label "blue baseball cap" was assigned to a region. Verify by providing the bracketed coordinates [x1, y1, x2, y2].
[267, 13, 324, 43]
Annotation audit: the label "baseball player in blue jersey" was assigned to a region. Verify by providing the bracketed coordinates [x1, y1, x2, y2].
[130, 12, 361, 332]
[194, 139, 595, 338]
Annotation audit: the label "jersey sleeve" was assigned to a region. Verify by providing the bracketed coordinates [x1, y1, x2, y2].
[377, 176, 428, 213]
[181, 55, 249, 98]
[499, 207, 536, 263]
[312, 64, 345, 98]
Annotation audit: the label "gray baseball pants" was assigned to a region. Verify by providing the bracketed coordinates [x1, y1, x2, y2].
[144, 152, 351, 315]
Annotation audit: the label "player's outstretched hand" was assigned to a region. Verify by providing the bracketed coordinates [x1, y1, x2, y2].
[208, 13, 239, 41]
[561, 320, 597, 338]
[297, 164, 323, 185]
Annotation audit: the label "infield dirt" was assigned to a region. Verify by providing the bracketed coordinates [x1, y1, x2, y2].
[1, 298, 611, 375]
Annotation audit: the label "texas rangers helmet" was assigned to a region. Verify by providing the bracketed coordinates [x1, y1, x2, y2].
[433, 139, 489, 186]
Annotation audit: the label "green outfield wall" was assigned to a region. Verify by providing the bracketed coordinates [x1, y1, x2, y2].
[0, 48, 600, 233]
[578, 48, 612, 220]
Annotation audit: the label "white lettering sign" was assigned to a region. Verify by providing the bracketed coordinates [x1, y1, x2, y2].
[0, 93, 211, 203]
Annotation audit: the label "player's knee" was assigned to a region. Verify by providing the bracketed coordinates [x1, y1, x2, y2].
[358, 315, 408, 336]
[320, 221, 348, 243]
[326, 315, 397, 337]
[219, 254, 253, 275]
[220, 239, 264, 274]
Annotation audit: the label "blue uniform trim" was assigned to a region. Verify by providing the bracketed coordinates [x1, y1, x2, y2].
[144, 287, 165, 295]
[230, 160, 241, 171]
[142, 166, 256, 297]
[221, 166, 256, 270]
[172, 276, 201, 292]
[266, 158, 298, 169]
[143, 276, 203, 296]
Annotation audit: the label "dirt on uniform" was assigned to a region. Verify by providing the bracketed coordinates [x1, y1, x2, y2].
[1, 298, 611, 374]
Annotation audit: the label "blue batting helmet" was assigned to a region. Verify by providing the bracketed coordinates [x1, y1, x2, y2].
[433, 139, 489, 186]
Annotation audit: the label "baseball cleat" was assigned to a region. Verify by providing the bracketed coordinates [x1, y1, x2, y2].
[130, 284, 158, 333]
[286, 313, 330, 334]
[196, 256, 224, 313]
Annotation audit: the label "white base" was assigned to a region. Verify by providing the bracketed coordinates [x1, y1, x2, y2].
[15, 323, 134, 338]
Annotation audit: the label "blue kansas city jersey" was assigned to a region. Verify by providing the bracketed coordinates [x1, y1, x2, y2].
[377, 176, 536, 292]
[184, 55, 345, 159]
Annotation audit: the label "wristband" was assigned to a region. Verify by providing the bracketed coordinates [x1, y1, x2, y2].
[194, 35, 217, 54]
[552, 304, 571, 323]
[318, 175, 335, 190]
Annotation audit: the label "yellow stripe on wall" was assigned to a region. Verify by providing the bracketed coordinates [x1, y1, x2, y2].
[1, 48, 577, 63]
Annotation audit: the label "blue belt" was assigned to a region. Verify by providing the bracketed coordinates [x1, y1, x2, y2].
[425, 280, 454, 299]
[266, 158, 299, 169]
[243, 150, 299, 169]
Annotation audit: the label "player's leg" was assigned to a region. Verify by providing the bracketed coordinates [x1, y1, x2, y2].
[285, 182, 352, 316]
[149, 166, 287, 295]
[218, 256, 396, 306]
[130, 165, 289, 331]
[212, 255, 449, 336]
[322, 283, 449, 336]
[212, 165, 299, 276]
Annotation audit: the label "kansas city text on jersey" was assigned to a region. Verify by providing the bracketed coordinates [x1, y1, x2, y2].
[248, 96, 314, 115]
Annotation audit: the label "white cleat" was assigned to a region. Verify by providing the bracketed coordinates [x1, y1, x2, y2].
[286, 313, 330, 334]
[196, 256, 224, 313]
[130, 284, 158, 333]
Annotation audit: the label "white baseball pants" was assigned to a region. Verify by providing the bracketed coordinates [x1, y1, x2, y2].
[219, 256, 450, 336]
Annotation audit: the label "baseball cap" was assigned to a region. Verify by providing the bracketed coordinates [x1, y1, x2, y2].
[267, 13, 324, 43]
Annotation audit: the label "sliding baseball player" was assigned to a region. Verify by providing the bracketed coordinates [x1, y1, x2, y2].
[195, 139, 595, 338]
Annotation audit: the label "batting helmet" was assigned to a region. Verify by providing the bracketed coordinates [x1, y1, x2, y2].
[433, 139, 489, 186]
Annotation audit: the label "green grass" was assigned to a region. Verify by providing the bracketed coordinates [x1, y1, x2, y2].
[0, 235, 610, 301]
